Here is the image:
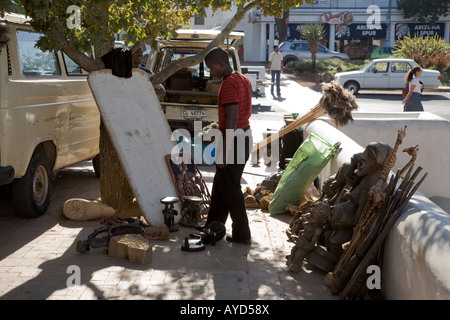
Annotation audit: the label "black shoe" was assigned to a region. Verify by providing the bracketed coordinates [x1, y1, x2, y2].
[226, 236, 251, 245]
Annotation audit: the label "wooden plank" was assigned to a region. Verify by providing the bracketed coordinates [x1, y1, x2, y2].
[88, 69, 181, 226]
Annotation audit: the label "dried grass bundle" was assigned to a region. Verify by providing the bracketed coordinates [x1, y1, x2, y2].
[252, 81, 359, 153]
[319, 81, 359, 127]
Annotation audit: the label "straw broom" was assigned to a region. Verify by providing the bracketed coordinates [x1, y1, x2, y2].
[251, 80, 359, 153]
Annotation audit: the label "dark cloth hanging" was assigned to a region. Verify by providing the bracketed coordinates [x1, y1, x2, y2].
[101, 47, 133, 78]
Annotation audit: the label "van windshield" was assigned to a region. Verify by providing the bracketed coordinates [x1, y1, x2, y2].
[168, 52, 235, 80]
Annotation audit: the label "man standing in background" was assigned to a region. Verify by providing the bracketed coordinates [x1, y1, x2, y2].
[268, 45, 283, 98]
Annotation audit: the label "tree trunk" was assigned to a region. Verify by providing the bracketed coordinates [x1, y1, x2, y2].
[275, 11, 290, 43]
[99, 121, 135, 212]
[309, 41, 318, 73]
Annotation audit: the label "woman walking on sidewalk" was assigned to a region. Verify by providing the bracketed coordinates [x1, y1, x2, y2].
[402, 66, 424, 112]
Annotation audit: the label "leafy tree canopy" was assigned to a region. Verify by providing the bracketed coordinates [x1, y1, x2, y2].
[397, 0, 450, 25]
[1, 0, 315, 80]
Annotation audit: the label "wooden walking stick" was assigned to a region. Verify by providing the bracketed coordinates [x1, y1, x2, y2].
[339, 170, 427, 300]
[251, 81, 359, 153]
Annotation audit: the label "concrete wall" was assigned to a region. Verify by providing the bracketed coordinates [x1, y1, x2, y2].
[323, 112, 450, 201]
[303, 119, 450, 300]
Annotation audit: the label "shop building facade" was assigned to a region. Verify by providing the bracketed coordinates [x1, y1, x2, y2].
[190, 0, 450, 63]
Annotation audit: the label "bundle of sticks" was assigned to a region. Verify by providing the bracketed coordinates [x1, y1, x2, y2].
[252, 81, 359, 153]
[331, 165, 427, 299]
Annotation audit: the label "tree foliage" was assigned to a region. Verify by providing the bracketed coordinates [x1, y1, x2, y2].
[301, 22, 326, 73]
[1, 0, 316, 84]
[393, 33, 450, 72]
[397, 0, 450, 26]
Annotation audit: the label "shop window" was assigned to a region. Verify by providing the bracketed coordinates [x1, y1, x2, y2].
[16, 29, 61, 77]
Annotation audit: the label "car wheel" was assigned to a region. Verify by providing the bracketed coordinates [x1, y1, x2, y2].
[92, 154, 101, 178]
[284, 58, 297, 67]
[344, 81, 360, 95]
[12, 151, 52, 218]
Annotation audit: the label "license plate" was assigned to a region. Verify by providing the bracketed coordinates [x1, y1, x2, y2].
[182, 109, 206, 117]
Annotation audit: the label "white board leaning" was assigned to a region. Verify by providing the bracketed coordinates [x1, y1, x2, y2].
[88, 69, 181, 226]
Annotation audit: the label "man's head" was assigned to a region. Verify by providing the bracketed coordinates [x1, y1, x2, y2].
[204, 47, 232, 79]
[273, 45, 279, 53]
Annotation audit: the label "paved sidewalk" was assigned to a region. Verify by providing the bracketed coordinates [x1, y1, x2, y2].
[0, 76, 337, 301]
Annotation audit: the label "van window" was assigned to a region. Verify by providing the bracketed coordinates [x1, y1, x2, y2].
[62, 52, 88, 75]
[170, 52, 210, 79]
[16, 29, 61, 77]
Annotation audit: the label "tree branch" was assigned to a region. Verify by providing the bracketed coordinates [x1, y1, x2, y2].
[149, 1, 260, 85]
[58, 35, 103, 71]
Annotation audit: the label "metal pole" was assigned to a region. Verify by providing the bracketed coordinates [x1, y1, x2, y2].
[386, 0, 392, 46]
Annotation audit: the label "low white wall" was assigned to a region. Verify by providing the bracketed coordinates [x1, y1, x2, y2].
[303, 119, 450, 300]
[321, 112, 450, 201]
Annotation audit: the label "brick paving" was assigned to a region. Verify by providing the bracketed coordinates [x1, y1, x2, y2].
[0, 159, 336, 301]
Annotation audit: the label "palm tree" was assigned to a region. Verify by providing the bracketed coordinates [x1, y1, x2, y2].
[301, 22, 326, 73]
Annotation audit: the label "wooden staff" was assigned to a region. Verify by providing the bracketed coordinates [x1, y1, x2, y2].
[339, 169, 427, 300]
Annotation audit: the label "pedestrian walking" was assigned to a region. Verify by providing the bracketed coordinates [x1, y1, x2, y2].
[203, 47, 253, 245]
[268, 45, 283, 98]
[402, 66, 424, 112]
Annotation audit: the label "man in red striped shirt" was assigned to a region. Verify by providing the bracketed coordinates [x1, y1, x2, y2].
[203, 47, 253, 245]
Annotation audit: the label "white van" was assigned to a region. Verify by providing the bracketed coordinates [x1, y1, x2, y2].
[0, 13, 100, 218]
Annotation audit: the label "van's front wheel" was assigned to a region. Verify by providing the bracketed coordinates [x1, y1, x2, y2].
[12, 152, 52, 218]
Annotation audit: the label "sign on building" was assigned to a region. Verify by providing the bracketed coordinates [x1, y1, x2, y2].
[395, 23, 445, 39]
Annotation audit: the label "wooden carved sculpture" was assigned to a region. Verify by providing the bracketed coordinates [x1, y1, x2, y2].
[328, 127, 406, 288]
[286, 201, 331, 273]
[286, 130, 410, 274]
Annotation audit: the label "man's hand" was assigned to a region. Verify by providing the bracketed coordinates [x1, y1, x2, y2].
[154, 84, 166, 97]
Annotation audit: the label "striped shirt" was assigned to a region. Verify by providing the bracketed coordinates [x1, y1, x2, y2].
[217, 72, 252, 131]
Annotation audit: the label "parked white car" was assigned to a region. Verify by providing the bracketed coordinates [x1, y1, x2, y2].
[334, 58, 442, 94]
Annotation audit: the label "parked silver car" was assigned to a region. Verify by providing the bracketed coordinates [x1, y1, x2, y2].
[334, 58, 442, 94]
[279, 40, 349, 66]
